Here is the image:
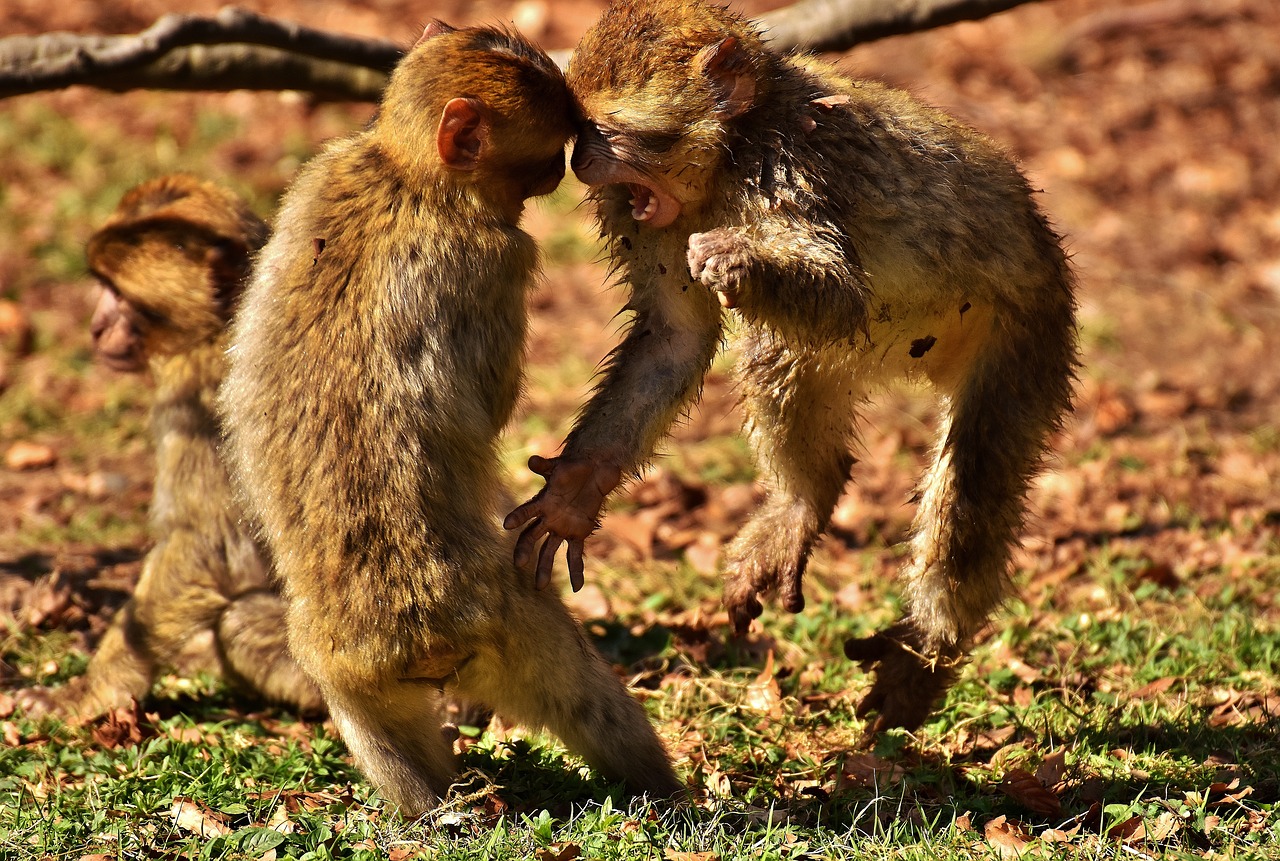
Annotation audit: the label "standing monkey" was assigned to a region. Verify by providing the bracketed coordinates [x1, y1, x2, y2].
[20, 174, 324, 719]
[505, 0, 1078, 733]
[220, 23, 680, 815]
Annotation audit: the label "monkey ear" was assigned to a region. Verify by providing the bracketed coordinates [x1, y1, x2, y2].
[696, 36, 755, 119]
[418, 20, 456, 44]
[438, 98, 487, 170]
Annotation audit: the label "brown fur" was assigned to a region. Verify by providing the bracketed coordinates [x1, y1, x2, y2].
[19, 174, 324, 720]
[219, 24, 680, 816]
[506, 0, 1078, 734]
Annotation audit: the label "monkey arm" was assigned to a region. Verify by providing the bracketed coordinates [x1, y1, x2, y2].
[506, 282, 724, 588]
[687, 219, 870, 343]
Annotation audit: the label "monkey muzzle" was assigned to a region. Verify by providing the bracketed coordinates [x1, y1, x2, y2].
[571, 137, 682, 228]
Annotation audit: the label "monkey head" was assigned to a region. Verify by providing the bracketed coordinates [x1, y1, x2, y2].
[86, 175, 266, 372]
[376, 22, 577, 222]
[566, 0, 770, 228]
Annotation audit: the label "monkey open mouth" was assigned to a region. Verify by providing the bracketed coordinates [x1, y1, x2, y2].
[625, 182, 681, 228]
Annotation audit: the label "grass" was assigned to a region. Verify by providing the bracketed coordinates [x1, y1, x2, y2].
[3, 553, 1279, 859]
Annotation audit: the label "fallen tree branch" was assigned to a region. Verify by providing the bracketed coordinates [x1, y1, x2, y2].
[758, 0, 1051, 54]
[0, 0, 1053, 102]
[0, 6, 400, 100]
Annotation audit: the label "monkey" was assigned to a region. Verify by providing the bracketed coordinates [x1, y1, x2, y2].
[504, 0, 1078, 735]
[218, 23, 681, 816]
[17, 174, 325, 720]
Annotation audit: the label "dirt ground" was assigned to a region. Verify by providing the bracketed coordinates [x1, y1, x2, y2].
[1, 0, 1277, 662]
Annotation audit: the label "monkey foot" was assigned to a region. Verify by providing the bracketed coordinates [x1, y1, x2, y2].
[844, 627, 961, 739]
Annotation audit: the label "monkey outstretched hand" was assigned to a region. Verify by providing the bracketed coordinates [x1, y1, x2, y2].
[505, 455, 623, 591]
[688, 229, 752, 309]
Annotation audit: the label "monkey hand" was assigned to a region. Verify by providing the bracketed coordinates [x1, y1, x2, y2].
[687, 229, 752, 309]
[504, 455, 623, 592]
[844, 624, 962, 739]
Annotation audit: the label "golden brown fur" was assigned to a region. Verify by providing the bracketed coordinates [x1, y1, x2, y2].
[20, 174, 324, 719]
[219, 24, 679, 815]
[506, 0, 1078, 734]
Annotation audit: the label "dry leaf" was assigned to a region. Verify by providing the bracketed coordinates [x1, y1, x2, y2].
[168, 726, 209, 744]
[954, 811, 974, 833]
[170, 797, 233, 838]
[839, 752, 905, 788]
[91, 701, 147, 749]
[682, 533, 721, 576]
[984, 815, 1033, 859]
[1035, 749, 1067, 789]
[664, 851, 718, 861]
[1131, 676, 1177, 699]
[1000, 768, 1062, 817]
[1148, 811, 1182, 841]
[5, 441, 57, 471]
[743, 651, 783, 718]
[389, 847, 427, 861]
[562, 583, 611, 620]
[0, 692, 14, 719]
[601, 510, 661, 558]
[535, 843, 582, 861]
[705, 767, 733, 799]
[2, 722, 20, 747]
[1107, 815, 1145, 842]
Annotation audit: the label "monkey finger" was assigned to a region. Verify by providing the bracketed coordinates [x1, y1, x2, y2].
[567, 541, 585, 592]
[504, 500, 540, 531]
[527, 454, 557, 477]
[514, 519, 550, 567]
[535, 535, 564, 590]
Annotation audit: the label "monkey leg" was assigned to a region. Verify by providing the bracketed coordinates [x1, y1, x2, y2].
[218, 590, 326, 715]
[453, 589, 682, 800]
[723, 333, 860, 632]
[849, 318, 1075, 733]
[25, 537, 228, 719]
[321, 679, 457, 818]
[13, 601, 152, 719]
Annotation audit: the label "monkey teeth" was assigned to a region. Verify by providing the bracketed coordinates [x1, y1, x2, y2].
[628, 184, 658, 222]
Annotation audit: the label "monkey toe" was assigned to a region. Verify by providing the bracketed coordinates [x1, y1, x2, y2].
[723, 581, 763, 635]
[843, 632, 894, 666]
[847, 631, 960, 736]
[779, 570, 806, 613]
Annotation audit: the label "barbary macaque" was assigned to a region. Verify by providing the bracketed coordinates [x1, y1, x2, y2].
[219, 23, 681, 815]
[506, 0, 1078, 733]
[19, 174, 325, 719]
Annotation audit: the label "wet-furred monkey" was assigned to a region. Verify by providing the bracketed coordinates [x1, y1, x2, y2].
[506, 0, 1078, 734]
[18, 174, 325, 720]
[220, 23, 681, 816]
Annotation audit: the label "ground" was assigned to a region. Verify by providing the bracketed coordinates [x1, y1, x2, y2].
[0, 0, 1278, 858]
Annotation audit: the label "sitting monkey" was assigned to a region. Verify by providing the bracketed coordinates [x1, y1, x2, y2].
[20, 174, 324, 720]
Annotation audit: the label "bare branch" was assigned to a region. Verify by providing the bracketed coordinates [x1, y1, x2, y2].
[758, 0, 1052, 54]
[0, 6, 399, 101]
[0, 0, 1056, 102]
